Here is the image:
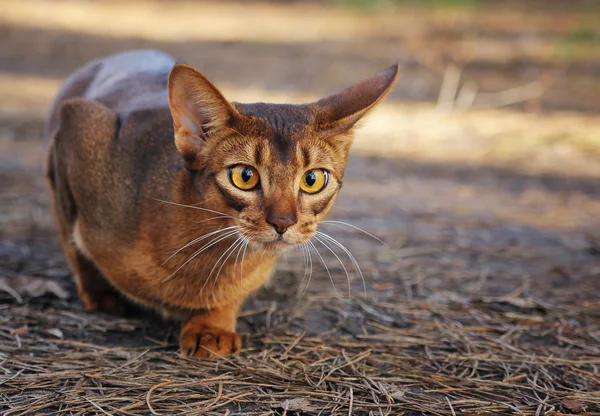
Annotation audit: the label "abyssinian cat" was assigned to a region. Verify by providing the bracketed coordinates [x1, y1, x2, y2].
[45, 50, 398, 359]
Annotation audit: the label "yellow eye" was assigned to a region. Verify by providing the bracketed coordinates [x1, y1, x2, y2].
[229, 165, 259, 190]
[300, 169, 328, 194]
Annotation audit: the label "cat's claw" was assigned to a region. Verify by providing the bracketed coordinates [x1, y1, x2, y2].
[180, 326, 241, 359]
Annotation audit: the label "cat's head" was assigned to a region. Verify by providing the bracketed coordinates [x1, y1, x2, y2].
[168, 63, 398, 251]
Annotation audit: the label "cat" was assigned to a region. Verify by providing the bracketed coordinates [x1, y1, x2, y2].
[45, 50, 398, 359]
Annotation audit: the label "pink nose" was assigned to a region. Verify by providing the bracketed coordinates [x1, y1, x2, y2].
[267, 215, 297, 235]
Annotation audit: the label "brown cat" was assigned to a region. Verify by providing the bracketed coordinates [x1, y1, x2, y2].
[45, 50, 398, 359]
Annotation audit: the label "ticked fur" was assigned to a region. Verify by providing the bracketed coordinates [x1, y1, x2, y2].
[45, 50, 398, 359]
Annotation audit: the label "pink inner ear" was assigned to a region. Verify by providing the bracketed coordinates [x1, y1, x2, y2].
[178, 106, 207, 140]
[314, 64, 399, 135]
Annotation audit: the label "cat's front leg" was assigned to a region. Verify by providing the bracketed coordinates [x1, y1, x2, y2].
[180, 302, 242, 359]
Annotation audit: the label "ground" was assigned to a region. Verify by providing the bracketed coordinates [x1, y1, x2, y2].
[1, 1, 599, 415]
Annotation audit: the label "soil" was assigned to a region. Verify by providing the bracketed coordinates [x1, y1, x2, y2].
[1, 1, 599, 415]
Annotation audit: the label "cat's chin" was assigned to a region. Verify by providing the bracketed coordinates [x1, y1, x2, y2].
[252, 236, 309, 253]
[258, 239, 295, 253]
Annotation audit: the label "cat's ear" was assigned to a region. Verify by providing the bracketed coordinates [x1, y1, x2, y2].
[313, 64, 399, 138]
[168, 64, 239, 159]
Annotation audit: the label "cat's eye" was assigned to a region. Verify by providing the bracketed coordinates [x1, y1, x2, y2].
[300, 169, 328, 194]
[229, 165, 259, 190]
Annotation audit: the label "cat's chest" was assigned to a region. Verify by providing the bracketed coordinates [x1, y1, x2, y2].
[100, 236, 276, 312]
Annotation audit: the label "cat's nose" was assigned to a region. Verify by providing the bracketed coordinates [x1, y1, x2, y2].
[267, 215, 297, 235]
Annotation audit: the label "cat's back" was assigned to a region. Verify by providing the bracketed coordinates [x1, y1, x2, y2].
[84, 50, 175, 114]
[46, 50, 174, 136]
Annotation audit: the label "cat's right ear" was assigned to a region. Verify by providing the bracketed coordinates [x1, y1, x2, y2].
[168, 64, 240, 163]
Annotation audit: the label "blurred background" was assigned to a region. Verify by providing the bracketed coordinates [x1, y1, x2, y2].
[1, 0, 600, 302]
[1, 0, 599, 173]
[2, 0, 600, 304]
[1, 1, 600, 413]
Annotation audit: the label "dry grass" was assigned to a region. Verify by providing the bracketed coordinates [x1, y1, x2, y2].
[2, 280, 599, 415]
[2, 202, 599, 415]
[1, 1, 600, 414]
[2, 72, 600, 180]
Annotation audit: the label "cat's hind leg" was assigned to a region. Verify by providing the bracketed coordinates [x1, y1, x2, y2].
[68, 224, 126, 315]
[46, 144, 126, 316]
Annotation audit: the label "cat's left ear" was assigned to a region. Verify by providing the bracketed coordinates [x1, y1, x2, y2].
[313, 64, 399, 138]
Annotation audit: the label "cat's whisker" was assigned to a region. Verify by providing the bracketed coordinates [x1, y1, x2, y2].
[167, 230, 239, 279]
[240, 238, 251, 283]
[313, 236, 343, 297]
[207, 236, 243, 282]
[154, 198, 235, 219]
[206, 236, 246, 293]
[298, 242, 315, 301]
[190, 196, 218, 206]
[307, 240, 333, 299]
[196, 215, 234, 224]
[317, 231, 367, 298]
[329, 205, 353, 212]
[320, 221, 387, 246]
[259, 246, 268, 262]
[242, 239, 251, 283]
[233, 236, 247, 281]
[163, 230, 238, 282]
[297, 244, 309, 298]
[161, 225, 237, 266]
[300, 244, 309, 281]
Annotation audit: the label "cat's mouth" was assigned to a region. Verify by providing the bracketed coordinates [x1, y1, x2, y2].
[239, 225, 312, 252]
[252, 233, 310, 252]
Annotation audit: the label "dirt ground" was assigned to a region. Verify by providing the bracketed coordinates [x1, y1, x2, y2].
[1, 1, 599, 415]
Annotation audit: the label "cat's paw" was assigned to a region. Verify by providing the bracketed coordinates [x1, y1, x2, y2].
[79, 289, 127, 316]
[180, 326, 241, 360]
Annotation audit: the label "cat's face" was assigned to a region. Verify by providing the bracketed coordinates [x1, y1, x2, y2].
[195, 103, 351, 251]
[168, 63, 398, 251]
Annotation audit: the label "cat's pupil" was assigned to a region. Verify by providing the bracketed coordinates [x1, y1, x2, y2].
[241, 168, 253, 182]
[305, 171, 317, 186]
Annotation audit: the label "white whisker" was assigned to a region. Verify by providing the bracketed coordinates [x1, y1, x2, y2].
[313, 235, 343, 297]
[196, 215, 234, 224]
[300, 244, 309, 282]
[206, 236, 245, 293]
[233, 236, 247, 281]
[162, 230, 238, 282]
[259, 246, 268, 262]
[161, 225, 237, 266]
[190, 196, 218, 206]
[307, 240, 333, 298]
[240, 238, 250, 283]
[317, 231, 366, 298]
[299, 242, 320, 301]
[240, 239, 250, 284]
[320, 221, 386, 246]
[154, 198, 235, 218]
[297, 244, 311, 300]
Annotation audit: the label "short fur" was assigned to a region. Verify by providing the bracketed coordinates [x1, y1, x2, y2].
[45, 50, 398, 359]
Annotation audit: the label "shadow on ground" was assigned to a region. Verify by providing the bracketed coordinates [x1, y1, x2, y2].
[1, 1, 599, 414]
